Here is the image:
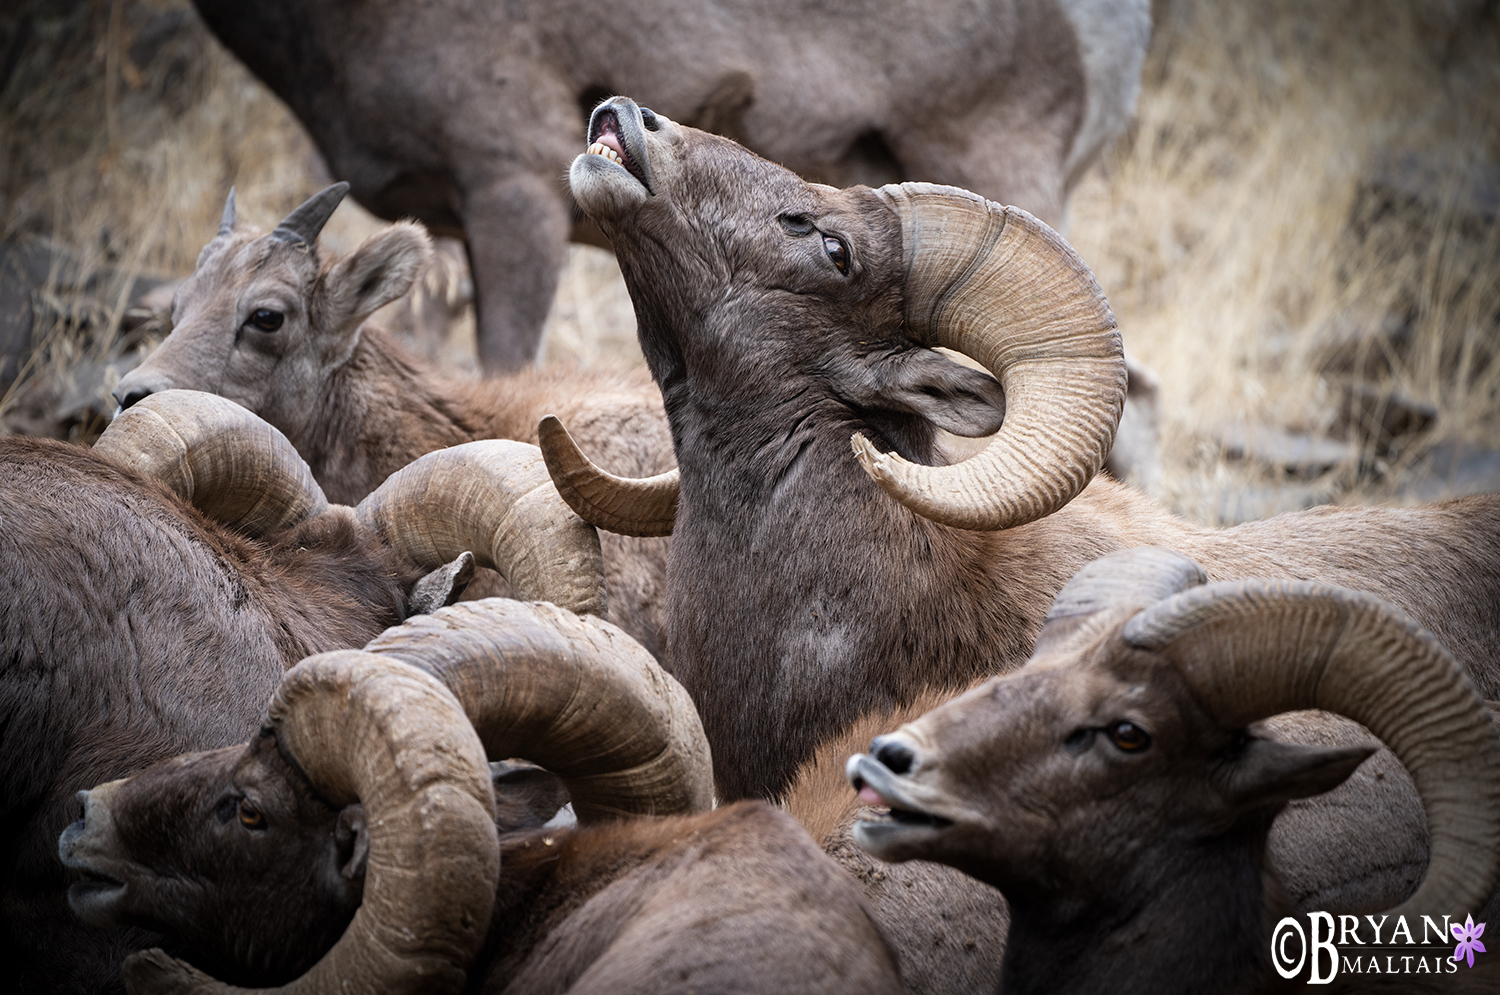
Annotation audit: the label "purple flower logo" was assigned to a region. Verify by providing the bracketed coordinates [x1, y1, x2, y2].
[1452, 915, 1487, 968]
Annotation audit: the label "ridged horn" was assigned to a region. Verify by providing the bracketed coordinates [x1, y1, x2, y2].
[1124, 580, 1500, 920]
[538, 414, 678, 537]
[354, 440, 607, 617]
[94, 389, 329, 538]
[363, 599, 713, 821]
[122, 652, 499, 995]
[852, 183, 1126, 531]
[270, 182, 349, 247]
[217, 188, 237, 237]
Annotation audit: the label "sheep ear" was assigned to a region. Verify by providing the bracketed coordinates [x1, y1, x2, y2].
[1220, 737, 1375, 813]
[322, 222, 434, 329]
[407, 551, 476, 616]
[867, 348, 1007, 438]
[491, 762, 572, 829]
[334, 804, 370, 881]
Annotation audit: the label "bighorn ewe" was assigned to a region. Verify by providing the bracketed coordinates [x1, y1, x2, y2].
[4, 390, 600, 993]
[113, 187, 674, 659]
[61, 600, 904, 994]
[847, 548, 1500, 995]
[188, 0, 1150, 369]
[545, 99, 1500, 805]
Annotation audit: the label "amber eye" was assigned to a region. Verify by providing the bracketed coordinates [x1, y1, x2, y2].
[1108, 721, 1151, 752]
[823, 236, 849, 273]
[238, 799, 266, 829]
[249, 308, 284, 332]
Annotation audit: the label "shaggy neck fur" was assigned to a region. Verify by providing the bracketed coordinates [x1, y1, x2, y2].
[302, 327, 486, 504]
[251, 512, 417, 663]
[997, 818, 1276, 995]
[653, 345, 1166, 801]
[298, 323, 672, 501]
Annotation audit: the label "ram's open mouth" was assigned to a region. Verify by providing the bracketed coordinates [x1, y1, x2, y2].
[71, 868, 124, 893]
[852, 782, 954, 829]
[845, 753, 956, 853]
[586, 109, 650, 191]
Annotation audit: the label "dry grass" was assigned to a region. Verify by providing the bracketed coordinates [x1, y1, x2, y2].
[0, 0, 332, 435]
[1066, 0, 1500, 521]
[2, 0, 1496, 521]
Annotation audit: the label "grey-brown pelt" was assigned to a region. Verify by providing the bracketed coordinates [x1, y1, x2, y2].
[0, 436, 419, 993]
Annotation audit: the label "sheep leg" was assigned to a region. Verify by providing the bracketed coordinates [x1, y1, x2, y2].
[462, 174, 571, 372]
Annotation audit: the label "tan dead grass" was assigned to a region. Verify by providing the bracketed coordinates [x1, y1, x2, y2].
[1065, 0, 1500, 521]
[2, 0, 1496, 521]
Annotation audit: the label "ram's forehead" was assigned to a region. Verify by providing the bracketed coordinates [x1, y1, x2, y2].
[996, 640, 1180, 721]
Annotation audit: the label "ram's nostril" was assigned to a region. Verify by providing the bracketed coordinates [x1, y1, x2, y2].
[114, 387, 153, 411]
[75, 790, 90, 821]
[871, 736, 915, 775]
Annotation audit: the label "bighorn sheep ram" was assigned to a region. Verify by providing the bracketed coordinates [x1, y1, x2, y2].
[4, 390, 601, 993]
[61, 600, 904, 994]
[538, 100, 1500, 992]
[547, 98, 1500, 802]
[189, 0, 1150, 369]
[112, 187, 674, 659]
[847, 547, 1500, 994]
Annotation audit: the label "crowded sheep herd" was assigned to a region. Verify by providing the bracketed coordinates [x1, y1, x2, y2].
[3, 1, 1499, 993]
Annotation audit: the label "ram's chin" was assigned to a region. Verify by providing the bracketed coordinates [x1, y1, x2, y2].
[570, 155, 650, 217]
[66, 876, 128, 927]
[853, 811, 952, 862]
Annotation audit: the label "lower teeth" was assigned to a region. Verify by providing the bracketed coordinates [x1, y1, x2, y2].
[586, 143, 623, 166]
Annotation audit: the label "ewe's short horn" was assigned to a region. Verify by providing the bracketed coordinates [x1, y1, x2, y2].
[94, 389, 329, 537]
[364, 599, 714, 820]
[355, 439, 607, 617]
[270, 182, 349, 247]
[854, 183, 1126, 531]
[217, 187, 237, 237]
[122, 652, 499, 995]
[1033, 546, 1208, 653]
[1124, 580, 1500, 921]
[537, 414, 679, 537]
[1045, 546, 1208, 623]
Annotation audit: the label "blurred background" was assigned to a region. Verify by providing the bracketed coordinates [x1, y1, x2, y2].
[1, 0, 1496, 523]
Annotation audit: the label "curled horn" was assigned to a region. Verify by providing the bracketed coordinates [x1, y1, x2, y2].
[537, 415, 678, 537]
[270, 182, 350, 247]
[122, 653, 499, 995]
[94, 389, 329, 538]
[355, 440, 607, 617]
[364, 599, 714, 820]
[217, 188, 237, 237]
[1123, 579, 1500, 920]
[852, 184, 1125, 531]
